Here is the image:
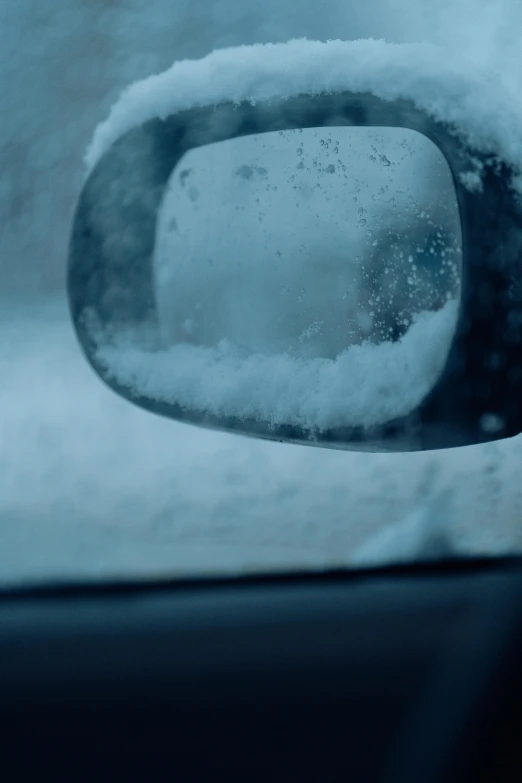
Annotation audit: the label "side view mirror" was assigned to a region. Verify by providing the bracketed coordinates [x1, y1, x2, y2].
[68, 90, 522, 452]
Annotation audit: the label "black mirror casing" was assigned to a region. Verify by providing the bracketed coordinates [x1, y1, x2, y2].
[68, 92, 522, 451]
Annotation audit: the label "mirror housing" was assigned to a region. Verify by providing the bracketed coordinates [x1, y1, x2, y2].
[68, 91, 522, 451]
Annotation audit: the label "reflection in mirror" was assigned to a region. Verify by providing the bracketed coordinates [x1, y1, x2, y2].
[96, 126, 462, 436]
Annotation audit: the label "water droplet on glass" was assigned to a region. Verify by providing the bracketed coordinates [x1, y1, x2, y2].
[357, 312, 373, 333]
[358, 218, 367, 226]
[297, 148, 303, 156]
[480, 413, 505, 434]
[353, 196, 357, 202]
[380, 155, 391, 166]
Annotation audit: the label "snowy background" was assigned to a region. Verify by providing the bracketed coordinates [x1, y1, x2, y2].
[1, 0, 522, 585]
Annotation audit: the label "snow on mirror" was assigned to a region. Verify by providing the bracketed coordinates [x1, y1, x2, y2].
[97, 126, 462, 434]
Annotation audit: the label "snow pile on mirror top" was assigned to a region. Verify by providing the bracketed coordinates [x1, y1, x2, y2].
[86, 38, 522, 187]
[96, 299, 458, 431]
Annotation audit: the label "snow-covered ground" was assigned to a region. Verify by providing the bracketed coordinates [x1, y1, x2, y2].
[2, 1, 522, 586]
[1, 297, 521, 586]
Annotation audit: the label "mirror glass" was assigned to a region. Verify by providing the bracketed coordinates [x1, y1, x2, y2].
[96, 126, 462, 435]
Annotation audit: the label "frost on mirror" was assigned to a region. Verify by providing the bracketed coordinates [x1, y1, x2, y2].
[96, 126, 462, 434]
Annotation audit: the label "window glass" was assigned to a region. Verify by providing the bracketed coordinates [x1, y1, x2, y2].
[1, 0, 521, 586]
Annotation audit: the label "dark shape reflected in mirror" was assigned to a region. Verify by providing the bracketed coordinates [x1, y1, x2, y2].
[92, 126, 461, 435]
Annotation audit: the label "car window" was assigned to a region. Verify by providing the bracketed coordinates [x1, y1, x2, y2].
[1, 0, 521, 586]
